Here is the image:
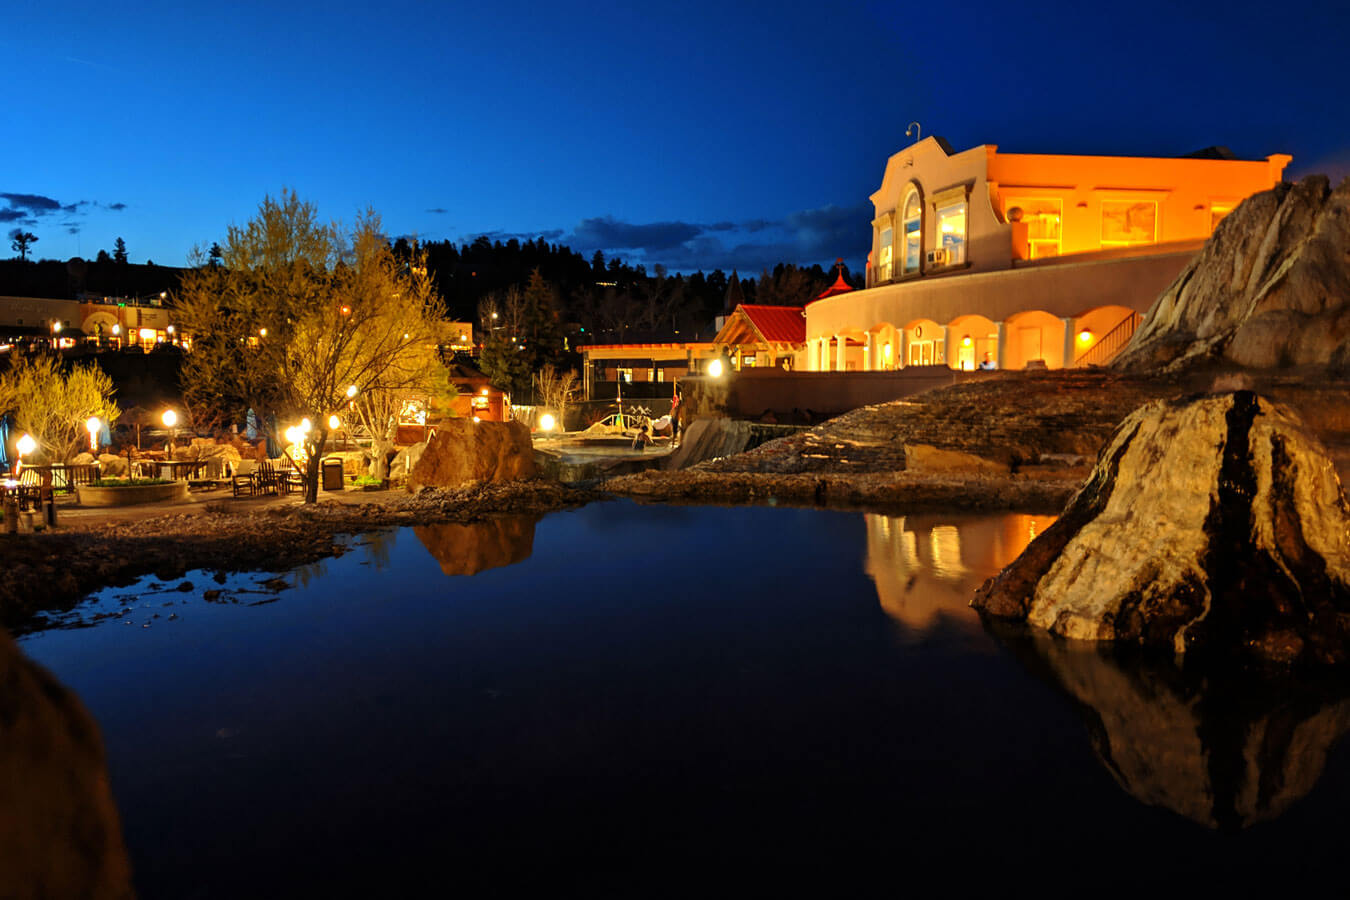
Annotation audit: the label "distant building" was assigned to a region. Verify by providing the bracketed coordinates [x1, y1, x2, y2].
[0, 293, 174, 350]
[712, 304, 807, 370]
[577, 340, 718, 400]
[805, 137, 1291, 371]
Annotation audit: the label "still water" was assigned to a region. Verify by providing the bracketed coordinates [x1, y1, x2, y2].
[19, 502, 1350, 896]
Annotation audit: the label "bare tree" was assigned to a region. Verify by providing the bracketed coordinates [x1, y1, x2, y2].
[176, 190, 446, 502]
[532, 363, 579, 428]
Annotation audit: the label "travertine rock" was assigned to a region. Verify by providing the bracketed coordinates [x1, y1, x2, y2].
[97, 453, 128, 476]
[1116, 176, 1350, 371]
[0, 632, 132, 897]
[407, 419, 537, 491]
[903, 443, 1011, 475]
[974, 392, 1350, 664]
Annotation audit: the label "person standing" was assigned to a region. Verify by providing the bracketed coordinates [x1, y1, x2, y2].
[670, 383, 683, 444]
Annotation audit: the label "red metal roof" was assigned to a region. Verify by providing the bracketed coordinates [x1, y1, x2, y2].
[738, 304, 806, 344]
[815, 270, 854, 300]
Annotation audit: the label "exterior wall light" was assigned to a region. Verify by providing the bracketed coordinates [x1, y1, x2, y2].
[1078, 329, 1093, 343]
[708, 358, 725, 378]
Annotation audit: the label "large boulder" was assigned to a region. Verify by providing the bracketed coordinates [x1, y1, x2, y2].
[973, 391, 1350, 664]
[0, 632, 132, 897]
[1116, 176, 1350, 371]
[407, 419, 537, 491]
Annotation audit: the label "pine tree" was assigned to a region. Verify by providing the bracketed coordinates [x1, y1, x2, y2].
[112, 237, 128, 264]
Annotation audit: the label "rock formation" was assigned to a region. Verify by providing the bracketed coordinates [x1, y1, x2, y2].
[0, 633, 132, 897]
[407, 419, 537, 491]
[973, 391, 1350, 664]
[1116, 175, 1350, 371]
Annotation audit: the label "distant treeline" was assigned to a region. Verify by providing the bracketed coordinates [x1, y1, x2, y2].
[398, 235, 861, 341]
[2, 237, 862, 342]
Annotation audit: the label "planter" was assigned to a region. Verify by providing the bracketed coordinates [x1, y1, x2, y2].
[76, 480, 190, 508]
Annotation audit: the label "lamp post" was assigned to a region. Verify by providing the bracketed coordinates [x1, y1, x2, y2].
[162, 409, 178, 459]
[86, 417, 100, 453]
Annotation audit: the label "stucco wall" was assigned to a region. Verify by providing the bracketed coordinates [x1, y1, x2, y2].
[723, 367, 981, 420]
[807, 249, 1193, 342]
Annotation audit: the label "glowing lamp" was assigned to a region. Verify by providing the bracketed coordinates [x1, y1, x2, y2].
[86, 417, 100, 451]
[284, 426, 301, 445]
[328, 414, 340, 431]
[961, 335, 973, 348]
[17, 433, 36, 457]
[300, 418, 312, 433]
[708, 358, 724, 378]
[139, 328, 156, 341]
[480, 388, 489, 396]
[539, 413, 556, 432]
[1078, 329, 1093, 343]
[346, 384, 358, 398]
[259, 327, 268, 337]
[167, 325, 175, 334]
[161, 409, 177, 428]
[112, 324, 121, 336]
[340, 305, 351, 316]
[472, 415, 481, 423]
[52, 320, 63, 333]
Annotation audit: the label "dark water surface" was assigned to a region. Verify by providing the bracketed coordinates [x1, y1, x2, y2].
[19, 502, 1350, 896]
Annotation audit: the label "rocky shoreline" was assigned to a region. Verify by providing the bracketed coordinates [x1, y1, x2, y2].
[6, 369, 1347, 636]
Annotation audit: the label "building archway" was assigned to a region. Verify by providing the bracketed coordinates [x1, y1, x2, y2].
[947, 314, 998, 371]
[1070, 304, 1139, 366]
[901, 318, 943, 367]
[1004, 310, 1064, 369]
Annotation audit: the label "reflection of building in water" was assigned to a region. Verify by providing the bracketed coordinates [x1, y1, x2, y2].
[865, 513, 1054, 631]
[413, 516, 538, 576]
[995, 627, 1350, 830]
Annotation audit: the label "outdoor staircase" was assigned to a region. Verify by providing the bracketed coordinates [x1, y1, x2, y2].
[1074, 313, 1142, 368]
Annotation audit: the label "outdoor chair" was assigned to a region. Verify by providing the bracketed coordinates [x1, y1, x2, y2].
[231, 459, 259, 498]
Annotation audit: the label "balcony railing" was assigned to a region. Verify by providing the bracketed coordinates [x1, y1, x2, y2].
[1074, 313, 1142, 368]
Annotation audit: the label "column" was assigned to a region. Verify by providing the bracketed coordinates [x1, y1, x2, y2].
[1061, 317, 1076, 370]
[862, 331, 873, 371]
[807, 339, 819, 372]
[820, 336, 830, 372]
[995, 321, 1007, 370]
[835, 335, 846, 372]
[941, 326, 952, 369]
[898, 329, 909, 370]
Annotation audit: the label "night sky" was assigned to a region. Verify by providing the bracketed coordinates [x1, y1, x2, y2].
[6, 0, 1346, 274]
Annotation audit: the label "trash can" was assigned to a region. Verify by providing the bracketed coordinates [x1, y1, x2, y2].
[322, 458, 345, 492]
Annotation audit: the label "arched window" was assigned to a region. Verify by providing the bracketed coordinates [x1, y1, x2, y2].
[901, 189, 922, 274]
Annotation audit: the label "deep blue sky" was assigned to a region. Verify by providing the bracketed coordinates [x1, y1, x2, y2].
[5, 0, 1346, 275]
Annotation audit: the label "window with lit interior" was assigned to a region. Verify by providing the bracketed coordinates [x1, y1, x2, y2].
[935, 199, 967, 264]
[902, 191, 922, 274]
[1101, 200, 1157, 247]
[1210, 202, 1234, 232]
[1006, 197, 1062, 258]
[877, 225, 893, 281]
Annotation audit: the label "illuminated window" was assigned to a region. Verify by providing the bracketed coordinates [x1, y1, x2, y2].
[877, 226, 894, 281]
[1210, 202, 1234, 231]
[935, 199, 967, 264]
[1006, 197, 1062, 258]
[902, 190, 922, 274]
[615, 367, 633, 383]
[1101, 200, 1157, 247]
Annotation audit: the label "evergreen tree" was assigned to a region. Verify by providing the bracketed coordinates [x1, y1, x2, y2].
[112, 237, 128, 264]
[8, 230, 38, 261]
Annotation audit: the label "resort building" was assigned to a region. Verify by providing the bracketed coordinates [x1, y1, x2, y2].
[806, 138, 1291, 371]
[711, 303, 807, 371]
[578, 341, 719, 400]
[0, 294, 175, 350]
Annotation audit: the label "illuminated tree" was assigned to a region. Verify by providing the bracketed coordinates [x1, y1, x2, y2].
[0, 352, 120, 462]
[175, 190, 447, 502]
[533, 363, 579, 427]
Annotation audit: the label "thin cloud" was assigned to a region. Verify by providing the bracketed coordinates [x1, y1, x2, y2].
[105, 202, 127, 211]
[425, 207, 450, 214]
[567, 216, 702, 252]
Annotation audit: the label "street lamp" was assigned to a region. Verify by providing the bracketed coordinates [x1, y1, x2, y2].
[162, 409, 178, 457]
[708, 358, 724, 378]
[86, 417, 100, 453]
[16, 433, 36, 476]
